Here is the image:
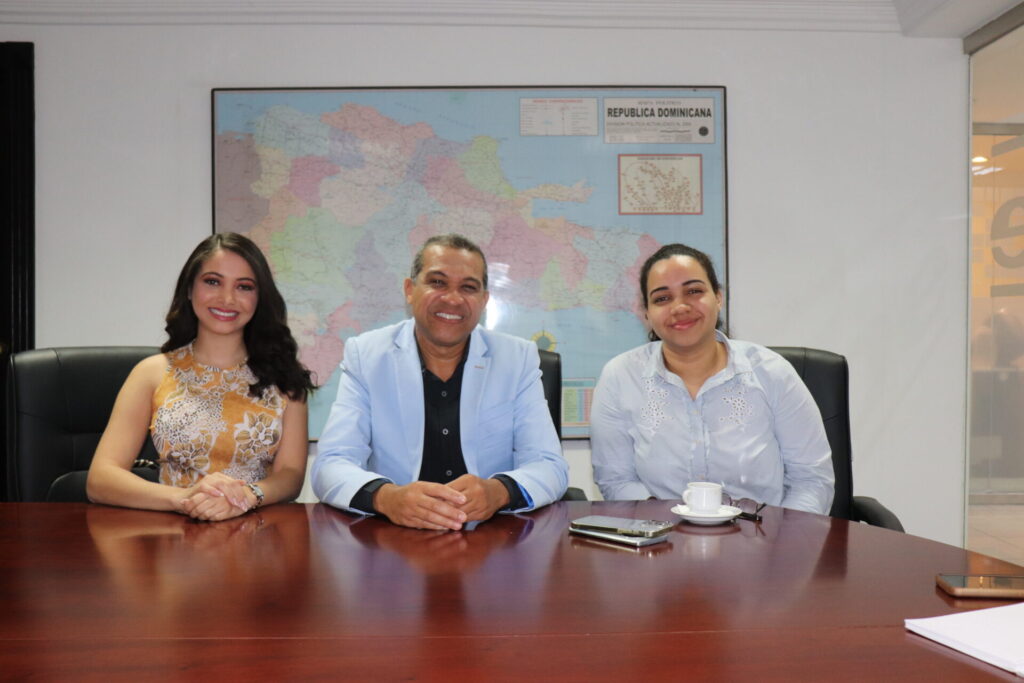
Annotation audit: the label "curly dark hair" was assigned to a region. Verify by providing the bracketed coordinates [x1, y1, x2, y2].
[639, 243, 725, 342]
[162, 232, 315, 401]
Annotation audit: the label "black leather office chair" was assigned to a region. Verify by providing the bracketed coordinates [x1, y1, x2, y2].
[6, 347, 161, 502]
[538, 349, 561, 439]
[770, 346, 903, 531]
[538, 349, 587, 501]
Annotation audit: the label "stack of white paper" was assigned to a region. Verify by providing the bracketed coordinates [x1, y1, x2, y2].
[905, 601, 1024, 675]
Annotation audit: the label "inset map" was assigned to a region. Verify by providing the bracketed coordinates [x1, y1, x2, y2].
[619, 154, 702, 215]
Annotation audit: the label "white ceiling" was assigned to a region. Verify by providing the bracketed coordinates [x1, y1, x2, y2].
[893, 0, 1021, 37]
[0, 0, 1019, 38]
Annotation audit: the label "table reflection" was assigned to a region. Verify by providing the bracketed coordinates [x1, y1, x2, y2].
[309, 505, 569, 636]
[565, 501, 847, 633]
[86, 504, 311, 634]
[346, 515, 533, 574]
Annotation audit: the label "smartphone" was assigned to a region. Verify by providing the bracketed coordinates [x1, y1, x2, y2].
[570, 515, 675, 538]
[569, 526, 669, 547]
[570, 533, 673, 555]
[936, 573, 1024, 599]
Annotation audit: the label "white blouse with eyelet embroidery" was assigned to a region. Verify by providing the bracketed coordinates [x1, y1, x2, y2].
[590, 331, 834, 514]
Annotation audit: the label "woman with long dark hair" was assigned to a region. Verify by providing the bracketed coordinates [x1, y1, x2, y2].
[589, 243, 834, 514]
[88, 233, 315, 521]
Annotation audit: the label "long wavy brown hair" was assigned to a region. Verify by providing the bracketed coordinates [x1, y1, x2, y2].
[162, 232, 315, 400]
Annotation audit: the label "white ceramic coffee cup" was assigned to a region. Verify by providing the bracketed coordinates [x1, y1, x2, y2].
[683, 482, 722, 514]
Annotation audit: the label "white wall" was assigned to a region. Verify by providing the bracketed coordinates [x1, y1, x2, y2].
[1, 23, 968, 544]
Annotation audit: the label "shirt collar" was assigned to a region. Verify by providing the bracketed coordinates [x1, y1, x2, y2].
[416, 334, 471, 376]
[645, 329, 748, 390]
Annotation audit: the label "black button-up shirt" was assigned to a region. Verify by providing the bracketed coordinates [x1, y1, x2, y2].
[350, 338, 525, 513]
[417, 349, 469, 483]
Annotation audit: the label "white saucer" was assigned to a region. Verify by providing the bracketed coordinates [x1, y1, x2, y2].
[671, 504, 742, 526]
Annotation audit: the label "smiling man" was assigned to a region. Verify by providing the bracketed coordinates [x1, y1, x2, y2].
[312, 234, 568, 530]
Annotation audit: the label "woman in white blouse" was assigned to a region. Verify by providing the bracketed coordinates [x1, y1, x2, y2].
[590, 244, 834, 514]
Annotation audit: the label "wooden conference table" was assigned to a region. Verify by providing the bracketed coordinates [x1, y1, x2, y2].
[0, 500, 1021, 681]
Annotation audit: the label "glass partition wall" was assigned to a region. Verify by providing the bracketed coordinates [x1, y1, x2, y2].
[968, 22, 1024, 566]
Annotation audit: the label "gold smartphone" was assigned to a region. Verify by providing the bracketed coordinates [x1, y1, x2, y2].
[570, 532, 673, 555]
[570, 515, 675, 538]
[569, 526, 669, 547]
[936, 573, 1024, 599]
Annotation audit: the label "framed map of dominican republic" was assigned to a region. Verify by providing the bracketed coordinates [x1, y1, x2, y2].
[212, 86, 727, 438]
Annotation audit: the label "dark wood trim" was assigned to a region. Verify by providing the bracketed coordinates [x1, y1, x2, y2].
[964, 3, 1024, 55]
[1, 42, 35, 502]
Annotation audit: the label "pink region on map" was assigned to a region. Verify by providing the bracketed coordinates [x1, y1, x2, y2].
[321, 104, 433, 160]
[302, 302, 362, 384]
[407, 215, 436, 253]
[609, 233, 661, 316]
[421, 157, 513, 211]
[327, 302, 362, 338]
[346, 234, 407, 326]
[288, 156, 340, 207]
[535, 217, 594, 290]
[250, 188, 308, 239]
[214, 133, 269, 234]
[487, 215, 592, 289]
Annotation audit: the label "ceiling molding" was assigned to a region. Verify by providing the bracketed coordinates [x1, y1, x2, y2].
[892, 0, 1022, 38]
[5, 0, 1015, 37]
[0, 0, 905, 32]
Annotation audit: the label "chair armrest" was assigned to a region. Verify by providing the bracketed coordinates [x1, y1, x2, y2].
[560, 487, 588, 501]
[47, 466, 160, 502]
[852, 496, 904, 532]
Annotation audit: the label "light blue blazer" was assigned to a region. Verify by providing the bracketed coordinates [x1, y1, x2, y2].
[312, 319, 568, 513]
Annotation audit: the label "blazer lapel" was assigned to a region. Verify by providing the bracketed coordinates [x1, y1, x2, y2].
[460, 327, 490, 475]
[393, 320, 425, 478]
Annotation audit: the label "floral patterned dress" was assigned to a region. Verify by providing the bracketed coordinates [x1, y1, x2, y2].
[150, 345, 286, 487]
